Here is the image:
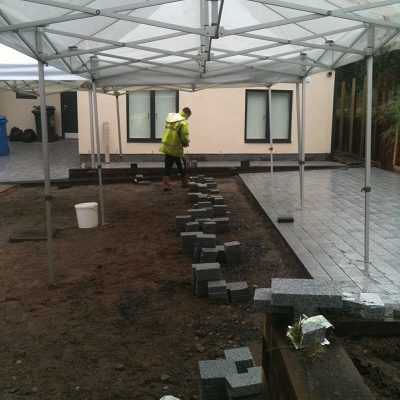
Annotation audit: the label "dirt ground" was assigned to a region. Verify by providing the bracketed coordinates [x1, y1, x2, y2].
[341, 336, 400, 400]
[0, 176, 398, 399]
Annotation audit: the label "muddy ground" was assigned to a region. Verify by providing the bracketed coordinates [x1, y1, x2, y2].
[0, 176, 398, 399]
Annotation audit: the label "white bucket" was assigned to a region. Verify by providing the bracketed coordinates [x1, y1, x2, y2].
[74, 202, 99, 228]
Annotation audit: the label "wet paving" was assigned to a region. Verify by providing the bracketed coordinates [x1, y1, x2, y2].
[241, 168, 400, 306]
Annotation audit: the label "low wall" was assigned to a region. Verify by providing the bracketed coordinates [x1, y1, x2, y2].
[79, 152, 331, 162]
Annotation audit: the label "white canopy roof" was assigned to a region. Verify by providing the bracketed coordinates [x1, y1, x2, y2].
[0, 76, 85, 95]
[0, 0, 399, 89]
[0, 43, 86, 94]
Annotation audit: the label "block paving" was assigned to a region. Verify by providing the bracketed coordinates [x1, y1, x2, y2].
[241, 168, 400, 306]
[198, 347, 262, 400]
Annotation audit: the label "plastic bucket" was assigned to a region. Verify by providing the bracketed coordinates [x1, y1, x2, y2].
[74, 202, 98, 228]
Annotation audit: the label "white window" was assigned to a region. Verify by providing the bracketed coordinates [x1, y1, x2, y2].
[245, 90, 292, 143]
[127, 90, 178, 141]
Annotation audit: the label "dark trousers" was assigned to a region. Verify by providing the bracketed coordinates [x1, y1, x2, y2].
[164, 154, 187, 177]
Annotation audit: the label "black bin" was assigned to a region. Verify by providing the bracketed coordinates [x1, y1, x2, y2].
[31, 106, 57, 142]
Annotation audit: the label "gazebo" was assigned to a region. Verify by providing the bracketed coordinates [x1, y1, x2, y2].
[0, 0, 399, 284]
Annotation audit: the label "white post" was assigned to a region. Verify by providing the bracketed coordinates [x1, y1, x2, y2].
[115, 92, 123, 160]
[91, 79, 106, 225]
[364, 27, 374, 263]
[296, 82, 303, 210]
[268, 85, 273, 174]
[103, 121, 111, 164]
[300, 77, 306, 210]
[88, 89, 95, 168]
[36, 28, 54, 285]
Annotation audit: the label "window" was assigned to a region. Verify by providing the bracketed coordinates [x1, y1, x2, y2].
[16, 91, 37, 99]
[245, 89, 292, 143]
[127, 90, 179, 142]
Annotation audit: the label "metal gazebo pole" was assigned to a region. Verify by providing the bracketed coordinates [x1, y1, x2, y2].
[88, 89, 95, 169]
[296, 82, 303, 210]
[90, 55, 105, 225]
[91, 79, 105, 225]
[300, 77, 306, 210]
[364, 27, 374, 263]
[36, 28, 54, 285]
[115, 91, 123, 161]
[268, 85, 273, 174]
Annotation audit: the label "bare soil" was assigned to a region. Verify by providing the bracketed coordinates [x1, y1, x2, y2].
[0, 176, 398, 399]
[341, 336, 400, 400]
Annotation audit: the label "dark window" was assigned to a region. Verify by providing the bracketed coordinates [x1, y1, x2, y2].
[16, 91, 37, 99]
[245, 89, 292, 143]
[127, 90, 179, 142]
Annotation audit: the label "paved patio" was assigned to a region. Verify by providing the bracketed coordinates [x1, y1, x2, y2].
[240, 168, 400, 307]
[0, 140, 341, 183]
[0, 140, 80, 182]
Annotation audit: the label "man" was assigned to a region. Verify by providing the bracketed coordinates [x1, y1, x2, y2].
[159, 107, 191, 191]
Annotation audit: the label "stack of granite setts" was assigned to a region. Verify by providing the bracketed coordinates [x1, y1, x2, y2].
[227, 282, 250, 303]
[176, 175, 249, 305]
[193, 234, 217, 262]
[224, 241, 242, 265]
[207, 279, 229, 304]
[192, 262, 222, 298]
[198, 347, 262, 400]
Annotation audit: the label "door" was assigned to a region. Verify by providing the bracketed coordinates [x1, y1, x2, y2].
[61, 91, 78, 139]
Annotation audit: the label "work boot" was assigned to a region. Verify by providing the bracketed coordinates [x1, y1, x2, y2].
[181, 175, 189, 188]
[162, 175, 171, 191]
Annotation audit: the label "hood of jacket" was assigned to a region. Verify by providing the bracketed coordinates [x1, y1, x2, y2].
[166, 112, 185, 123]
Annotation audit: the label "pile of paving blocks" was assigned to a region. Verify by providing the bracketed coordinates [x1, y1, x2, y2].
[192, 262, 250, 304]
[177, 230, 241, 265]
[253, 278, 386, 320]
[175, 175, 250, 304]
[198, 347, 262, 400]
[254, 278, 383, 399]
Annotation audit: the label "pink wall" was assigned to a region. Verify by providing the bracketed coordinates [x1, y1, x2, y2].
[0, 90, 61, 136]
[77, 72, 335, 156]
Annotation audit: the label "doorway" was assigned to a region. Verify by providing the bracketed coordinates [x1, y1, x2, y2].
[61, 91, 78, 139]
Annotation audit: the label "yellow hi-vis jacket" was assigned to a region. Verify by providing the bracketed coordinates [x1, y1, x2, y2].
[159, 111, 190, 157]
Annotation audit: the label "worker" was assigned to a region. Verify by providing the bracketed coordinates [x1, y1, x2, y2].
[159, 107, 191, 191]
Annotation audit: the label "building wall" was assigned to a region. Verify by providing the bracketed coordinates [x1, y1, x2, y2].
[78, 72, 335, 158]
[0, 90, 61, 136]
[0, 71, 334, 157]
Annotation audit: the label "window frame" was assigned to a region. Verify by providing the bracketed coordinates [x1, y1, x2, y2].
[244, 89, 293, 144]
[126, 90, 179, 142]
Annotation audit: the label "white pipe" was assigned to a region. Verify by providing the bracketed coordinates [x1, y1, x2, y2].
[296, 82, 303, 210]
[91, 80, 106, 225]
[211, 0, 218, 25]
[268, 85, 273, 174]
[115, 93, 123, 160]
[88, 89, 95, 168]
[364, 55, 373, 263]
[36, 29, 54, 285]
[103, 121, 111, 164]
[363, 27, 374, 264]
[300, 77, 306, 210]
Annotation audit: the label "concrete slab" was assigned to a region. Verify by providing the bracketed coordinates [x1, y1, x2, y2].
[9, 228, 60, 242]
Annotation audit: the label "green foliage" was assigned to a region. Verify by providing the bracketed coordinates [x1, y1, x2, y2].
[376, 94, 400, 145]
[289, 322, 301, 346]
[379, 94, 400, 127]
[334, 49, 400, 97]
